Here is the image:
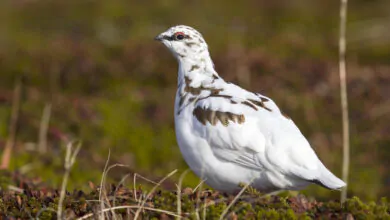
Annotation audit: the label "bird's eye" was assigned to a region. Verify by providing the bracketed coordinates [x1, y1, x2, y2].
[174, 32, 185, 40]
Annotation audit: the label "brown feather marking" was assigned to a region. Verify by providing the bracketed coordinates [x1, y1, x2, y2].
[189, 65, 200, 72]
[185, 85, 202, 95]
[210, 89, 223, 95]
[241, 101, 258, 111]
[211, 94, 232, 99]
[248, 98, 272, 112]
[237, 114, 245, 124]
[208, 110, 217, 125]
[193, 107, 207, 125]
[260, 97, 269, 102]
[226, 112, 237, 123]
[179, 93, 187, 107]
[216, 112, 229, 126]
[184, 76, 224, 96]
[248, 99, 263, 107]
[185, 42, 197, 47]
[281, 111, 291, 119]
[263, 106, 272, 112]
[193, 106, 245, 126]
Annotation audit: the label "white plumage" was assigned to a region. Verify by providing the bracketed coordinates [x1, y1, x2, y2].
[155, 25, 346, 193]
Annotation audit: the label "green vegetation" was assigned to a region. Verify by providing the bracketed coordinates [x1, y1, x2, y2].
[0, 0, 389, 211]
[0, 171, 389, 219]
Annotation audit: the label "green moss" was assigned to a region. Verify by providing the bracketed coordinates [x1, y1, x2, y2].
[0, 176, 389, 219]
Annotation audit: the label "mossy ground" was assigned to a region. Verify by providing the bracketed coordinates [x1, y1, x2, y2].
[0, 171, 389, 219]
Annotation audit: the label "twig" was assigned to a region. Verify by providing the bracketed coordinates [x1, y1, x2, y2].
[102, 163, 130, 220]
[194, 166, 206, 220]
[133, 169, 178, 220]
[112, 173, 132, 208]
[76, 205, 181, 220]
[133, 173, 159, 202]
[176, 169, 190, 219]
[219, 179, 254, 220]
[339, 0, 350, 204]
[38, 103, 52, 153]
[193, 179, 205, 193]
[99, 149, 111, 220]
[98, 149, 129, 220]
[1, 80, 22, 169]
[99, 149, 111, 204]
[201, 190, 209, 220]
[7, 185, 23, 193]
[57, 141, 82, 220]
[194, 180, 204, 220]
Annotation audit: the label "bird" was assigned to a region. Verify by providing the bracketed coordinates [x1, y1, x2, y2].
[154, 25, 346, 193]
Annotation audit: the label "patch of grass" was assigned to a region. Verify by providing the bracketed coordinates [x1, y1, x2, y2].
[0, 0, 389, 202]
[0, 170, 389, 220]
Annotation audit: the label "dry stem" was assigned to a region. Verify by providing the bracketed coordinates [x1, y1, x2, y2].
[219, 179, 254, 220]
[98, 149, 129, 220]
[76, 205, 181, 220]
[133, 172, 159, 202]
[38, 103, 52, 153]
[176, 169, 190, 219]
[1, 80, 22, 169]
[57, 141, 82, 220]
[133, 169, 178, 220]
[112, 173, 132, 208]
[339, 0, 350, 203]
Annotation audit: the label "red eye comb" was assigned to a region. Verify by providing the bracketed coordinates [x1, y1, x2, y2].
[175, 32, 185, 36]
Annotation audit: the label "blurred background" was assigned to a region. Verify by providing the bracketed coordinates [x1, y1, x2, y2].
[0, 0, 389, 201]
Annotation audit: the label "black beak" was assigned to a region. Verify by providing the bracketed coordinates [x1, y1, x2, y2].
[155, 34, 173, 41]
[154, 34, 163, 41]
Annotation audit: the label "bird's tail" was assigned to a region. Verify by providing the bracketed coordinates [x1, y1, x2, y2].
[313, 163, 346, 190]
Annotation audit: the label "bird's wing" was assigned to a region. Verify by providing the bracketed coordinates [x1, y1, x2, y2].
[190, 82, 322, 180]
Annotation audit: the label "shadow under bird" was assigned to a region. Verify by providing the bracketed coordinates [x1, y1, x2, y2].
[155, 25, 346, 193]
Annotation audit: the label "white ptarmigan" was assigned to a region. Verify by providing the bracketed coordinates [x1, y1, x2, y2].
[155, 25, 346, 193]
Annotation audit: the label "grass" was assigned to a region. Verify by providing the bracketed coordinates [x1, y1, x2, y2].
[0, 143, 389, 219]
[0, 155, 389, 219]
[57, 141, 82, 220]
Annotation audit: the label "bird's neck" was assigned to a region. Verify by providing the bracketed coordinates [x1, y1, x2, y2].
[177, 51, 218, 88]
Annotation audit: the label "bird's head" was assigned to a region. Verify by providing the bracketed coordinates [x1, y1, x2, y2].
[155, 25, 209, 61]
